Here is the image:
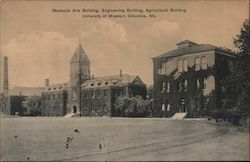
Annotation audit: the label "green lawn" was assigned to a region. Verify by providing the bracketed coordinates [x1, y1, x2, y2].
[1, 117, 249, 161]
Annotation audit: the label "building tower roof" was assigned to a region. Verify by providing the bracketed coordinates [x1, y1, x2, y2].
[70, 44, 90, 63]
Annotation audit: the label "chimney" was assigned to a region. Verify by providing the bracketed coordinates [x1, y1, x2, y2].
[45, 79, 50, 87]
[120, 69, 122, 77]
[3, 57, 9, 91]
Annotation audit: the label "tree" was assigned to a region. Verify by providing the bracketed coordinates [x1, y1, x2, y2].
[114, 95, 151, 117]
[21, 96, 42, 116]
[221, 19, 250, 125]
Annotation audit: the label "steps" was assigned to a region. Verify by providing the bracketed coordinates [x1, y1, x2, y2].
[171, 112, 187, 120]
[64, 113, 80, 118]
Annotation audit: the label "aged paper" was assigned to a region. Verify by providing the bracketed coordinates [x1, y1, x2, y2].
[0, 0, 249, 161]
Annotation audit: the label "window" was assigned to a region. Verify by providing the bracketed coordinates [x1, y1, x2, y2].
[167, 82, 170, 93]
[161, 104, 165, 111]
[177, 59, 183, 72]
[162, 62, 169, 74]
[195, 57, 201, 71]
[92, 91, 95, 99]
[167, 104, 170, 111]
[178, 82, 182, 92]
[197, 79, 200, 89]
[203, 78, 207, 89]
[184, 80, 187, 91]
[183, 59, 188, 72]
[162, 81, 166, 92]
[158, 68, 162, 75]
[201, 56, 208, 69]
[104, 90, 107, 97]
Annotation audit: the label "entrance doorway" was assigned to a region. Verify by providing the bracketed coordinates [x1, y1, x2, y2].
[72, 105, 77, 113]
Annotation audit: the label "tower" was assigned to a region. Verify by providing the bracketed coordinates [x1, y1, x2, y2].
[69, 44, 90, 114]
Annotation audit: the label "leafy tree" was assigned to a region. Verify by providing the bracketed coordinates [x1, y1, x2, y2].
[221, 19, 250, 125]
[21, 96, 42, 116]
[114, 95, 151, 117]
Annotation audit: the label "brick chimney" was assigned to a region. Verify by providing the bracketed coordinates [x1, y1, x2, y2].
[45, 78, 50, 87]
[3, 57, 9, 91]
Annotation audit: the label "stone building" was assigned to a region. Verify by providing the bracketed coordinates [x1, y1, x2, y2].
[152, 40, 235, 118]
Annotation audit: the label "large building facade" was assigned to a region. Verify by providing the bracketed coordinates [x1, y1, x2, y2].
[41, 44, 146, 117]
[152, 40, 235, 117]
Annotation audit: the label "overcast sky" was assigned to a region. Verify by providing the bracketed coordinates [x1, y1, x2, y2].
[1, 0, 248, 88]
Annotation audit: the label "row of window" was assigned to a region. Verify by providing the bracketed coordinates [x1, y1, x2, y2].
[161, 78, 207, 93]
[83, 90, 107, 99]
[83, 90, 126, 99]
[86, 80, 119, 87]
[43, 94, 64, 101]
[158, 56, 208, 75]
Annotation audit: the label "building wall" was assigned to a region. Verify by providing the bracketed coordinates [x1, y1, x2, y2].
[153, 51, 217, 117]
[81, 84, 147, 117]
[41, 90, 68, 116]
[81, 87, 123, 117]
[0, 93, 9, 114]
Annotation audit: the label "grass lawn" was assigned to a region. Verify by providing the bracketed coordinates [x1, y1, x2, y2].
[0, 117, 249, 161]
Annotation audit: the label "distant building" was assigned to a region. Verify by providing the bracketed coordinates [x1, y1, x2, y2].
[152, 40, 235, 118]
[40, 44, 146, 117]
[81, 73, 146, 117]
[1, 87, 44, 115]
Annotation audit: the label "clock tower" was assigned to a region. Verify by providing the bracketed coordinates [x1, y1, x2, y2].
[69, 44, 90, 114]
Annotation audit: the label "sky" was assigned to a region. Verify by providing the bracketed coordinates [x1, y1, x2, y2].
[0, 0, 249, 88]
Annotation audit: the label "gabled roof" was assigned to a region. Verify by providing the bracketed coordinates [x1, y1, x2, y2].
[44, 82, 69, 92]
[70, 44, 90, 63]
[152, 40, 234, 59]
[8, 87, 44, 96]
[81, 74, 145, 89]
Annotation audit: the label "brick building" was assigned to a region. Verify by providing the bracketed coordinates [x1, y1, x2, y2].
[81, 73, 146, 117]
[152, 40, 235, 118]
[1, 44, 146, 117]
[41, 44, 146, 117]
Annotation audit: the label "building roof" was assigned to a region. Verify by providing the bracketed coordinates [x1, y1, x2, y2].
[81, 74, 145, 89]
[70, 44, 90, 63]
[152, 40, 234, 59]
[8, 87, 44, 96]
[44, 82, 69, 92]
[176, 40, 198, 46]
